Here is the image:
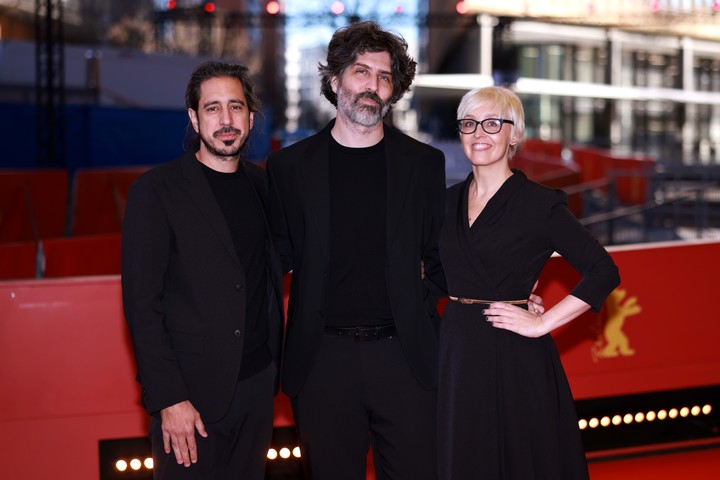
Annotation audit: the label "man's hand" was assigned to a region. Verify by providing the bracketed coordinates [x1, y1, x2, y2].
[160, 400, 208, 467]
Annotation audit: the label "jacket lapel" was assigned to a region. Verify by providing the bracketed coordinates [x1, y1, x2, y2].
[456, 173, 495, 288]
[180, 152, 241, 267]
[300, 123, 332, 263]
[462, 171, 528, 289]
[384, 125, 413, 254]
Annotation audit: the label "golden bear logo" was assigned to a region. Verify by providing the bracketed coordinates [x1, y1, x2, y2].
[591, 289, 641, 362]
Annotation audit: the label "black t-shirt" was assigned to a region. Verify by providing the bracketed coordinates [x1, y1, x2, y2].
[326, 135, 394, 327]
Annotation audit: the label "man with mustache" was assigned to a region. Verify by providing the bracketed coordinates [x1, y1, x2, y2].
[267, 21, 446, 479]
[122, 61, 284, 480]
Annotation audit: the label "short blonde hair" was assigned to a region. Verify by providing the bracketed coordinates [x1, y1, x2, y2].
[457, 86, 525, 158]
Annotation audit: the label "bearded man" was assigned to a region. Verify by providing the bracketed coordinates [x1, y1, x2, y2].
[267, 21, 447, 480]
[122, 61, 284, 480]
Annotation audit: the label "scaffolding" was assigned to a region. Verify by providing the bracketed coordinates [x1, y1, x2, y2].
[35, 0, 66, 168]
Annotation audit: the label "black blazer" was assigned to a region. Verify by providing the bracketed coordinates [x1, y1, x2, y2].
[267, 120, 447, 397]
[122, 151, 284, 423]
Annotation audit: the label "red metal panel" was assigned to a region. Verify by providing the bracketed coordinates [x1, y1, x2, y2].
[2, 240, 719, 478]
[612, 154, 654, 205]
[540, 240, 720, 400]
[0, 277, 145, 479]
[0, 170, 68, 242]
[0, 240, 37, 280]
[42, 233, 122, 277]
[71, 168, 148, 236]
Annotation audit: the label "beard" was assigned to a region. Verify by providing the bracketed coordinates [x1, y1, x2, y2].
[198, 125, 244, 158]
[336, 84, 391, 127]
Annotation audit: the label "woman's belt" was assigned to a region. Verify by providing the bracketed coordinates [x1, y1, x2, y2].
[448, 296, 528, 305]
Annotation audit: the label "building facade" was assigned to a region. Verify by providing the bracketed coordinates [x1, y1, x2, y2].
[419, 0, 720, 164]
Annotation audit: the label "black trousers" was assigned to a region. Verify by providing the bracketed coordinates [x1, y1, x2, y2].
[150, 362, 275, 480]
[291, 335, 437, 480]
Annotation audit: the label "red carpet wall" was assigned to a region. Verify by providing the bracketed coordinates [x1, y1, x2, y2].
[1, 240, 719, 479]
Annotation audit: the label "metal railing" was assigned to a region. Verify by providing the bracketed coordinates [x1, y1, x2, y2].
[576, 165, 720, 245]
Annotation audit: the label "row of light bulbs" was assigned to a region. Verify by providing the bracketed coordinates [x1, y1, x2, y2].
[578, 404, 713, 430]
[115, 457, 153, 472]
[267, 446, 302, 460]
[113, 403, 716, 471]
[114, 446, 303, 472]
[114, 446, 303, 473]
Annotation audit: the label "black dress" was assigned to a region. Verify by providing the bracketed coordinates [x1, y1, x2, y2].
[437, 171, 620, 480]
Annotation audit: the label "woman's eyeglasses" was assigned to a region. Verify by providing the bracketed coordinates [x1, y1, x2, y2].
[456, 118, 514, 135]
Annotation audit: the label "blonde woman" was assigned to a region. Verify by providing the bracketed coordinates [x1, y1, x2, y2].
[437, 86, 620, 479]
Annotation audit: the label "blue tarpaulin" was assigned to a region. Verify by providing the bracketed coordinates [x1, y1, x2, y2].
[0, 104, 272, 170]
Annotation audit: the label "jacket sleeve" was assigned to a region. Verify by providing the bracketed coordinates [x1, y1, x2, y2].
[267, 155, 294, 275]
[545, 191, 620, 311]
[121, 175, 189, 415]
[421, 149, 448, 305]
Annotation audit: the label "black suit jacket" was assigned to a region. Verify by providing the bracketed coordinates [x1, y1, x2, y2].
[267, 120, 447, 397]
[122, 151, 284, 423]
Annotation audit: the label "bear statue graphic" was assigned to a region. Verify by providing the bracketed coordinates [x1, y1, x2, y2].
[592, 288, 641, 362]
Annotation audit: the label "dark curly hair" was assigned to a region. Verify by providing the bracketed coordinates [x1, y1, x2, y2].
[319, 21, 417, 107]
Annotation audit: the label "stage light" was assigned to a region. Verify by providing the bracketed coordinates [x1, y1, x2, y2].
[204, 1, 216, 13]
[167, 0, 176, 10]
[266, 1, 280, 15]
[455, 1, 469, 15]
[266, 427, 303, 477]
[330, 1, 345, 15]
[575, 387, 720, 454]
[99, 438, 153, 480]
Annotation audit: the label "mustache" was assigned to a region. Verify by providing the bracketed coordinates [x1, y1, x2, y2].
[355, 91, 384, 106]
[213, 126, 242, 137]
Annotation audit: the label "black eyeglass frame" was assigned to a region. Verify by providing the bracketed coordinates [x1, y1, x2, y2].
[456, 118, 515, 135]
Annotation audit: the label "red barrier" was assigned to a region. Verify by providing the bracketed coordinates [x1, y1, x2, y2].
[512, 152, 584, 217]
[0, 240, 37, 280]
[0, 277, 143, 480]
[71, 168, 148, 236]
[2, 240, 719, 479]
[612, 154, 654, 205]
[570, 146, 655, 206]
[539, 240, 720, 399]
[42, 233, 122, 278]
[571, 145, 610, 185]
[0, 170, 68, 242]
[520, 138, 564, 160]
